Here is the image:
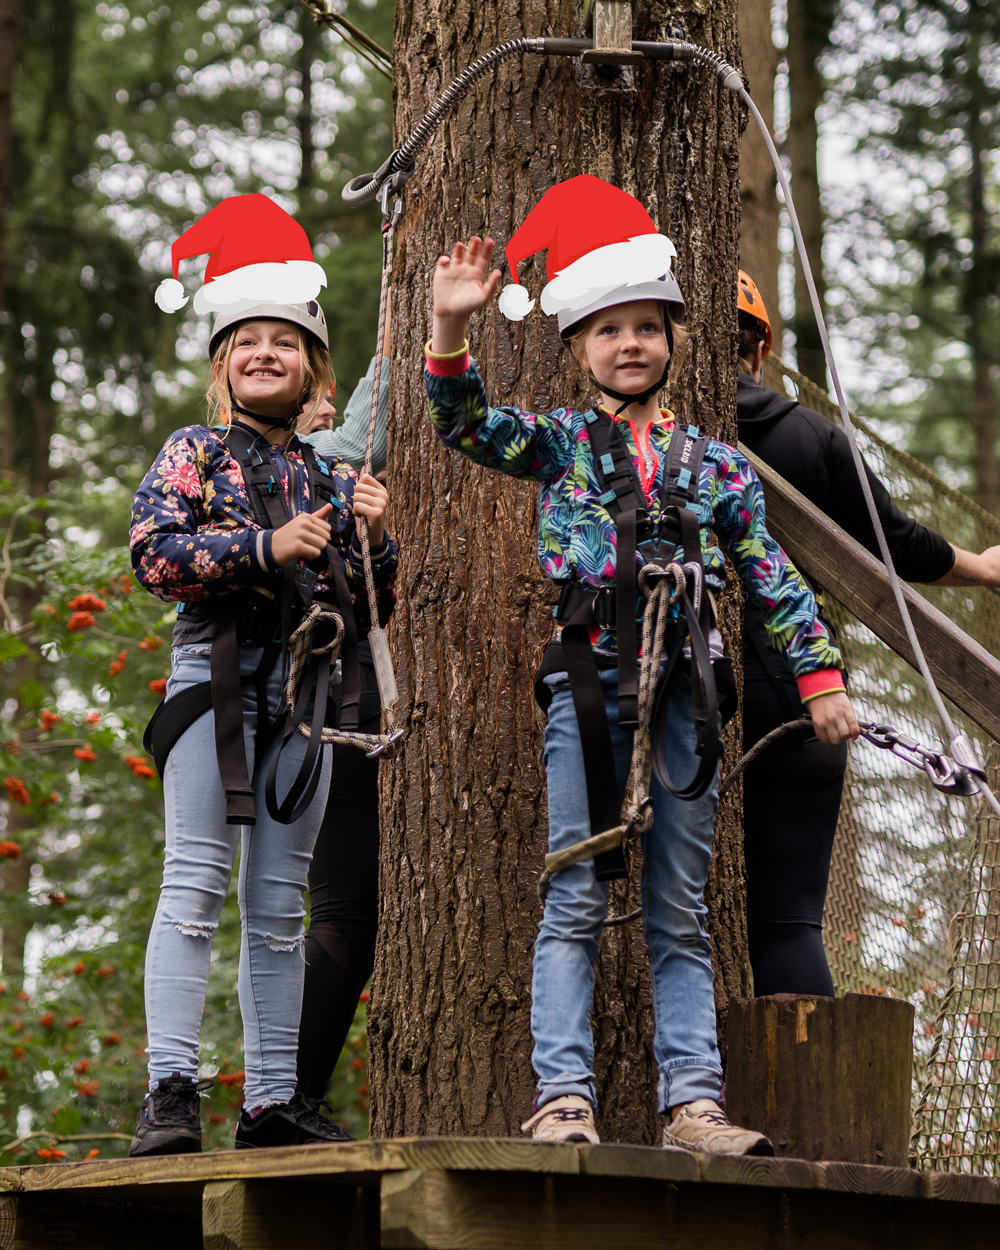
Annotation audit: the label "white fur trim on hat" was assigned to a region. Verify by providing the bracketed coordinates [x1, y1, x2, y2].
[155, 278, 188, 313]
[540, 234, 677, 315]
[498, 283, 536, 322]
[191, 260, 327, 316]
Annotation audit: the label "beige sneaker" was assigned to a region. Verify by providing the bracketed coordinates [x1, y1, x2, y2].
[521, 1095, 600, 1144]
[661, 1099, 773, 1156]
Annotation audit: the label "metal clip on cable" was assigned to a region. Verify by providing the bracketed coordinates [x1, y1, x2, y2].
[858, 721, 979, 797]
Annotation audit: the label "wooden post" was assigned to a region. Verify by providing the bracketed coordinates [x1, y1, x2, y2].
[581, 0, 644, 64]
[725, 994, 915, 1166]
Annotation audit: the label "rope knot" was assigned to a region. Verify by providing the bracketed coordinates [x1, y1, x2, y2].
[639, 561, 686, 605]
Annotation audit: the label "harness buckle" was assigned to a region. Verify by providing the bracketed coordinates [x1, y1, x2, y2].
[592, 586, 616, 629]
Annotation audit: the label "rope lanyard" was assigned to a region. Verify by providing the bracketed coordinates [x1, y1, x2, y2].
[353, 183, 404, 752]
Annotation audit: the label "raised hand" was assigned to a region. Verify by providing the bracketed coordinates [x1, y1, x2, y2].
[431, 236, 502, 354]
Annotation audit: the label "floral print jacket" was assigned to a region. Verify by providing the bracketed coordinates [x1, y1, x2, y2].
[425, 353, 843, 685]
[130, 424, 397, 627]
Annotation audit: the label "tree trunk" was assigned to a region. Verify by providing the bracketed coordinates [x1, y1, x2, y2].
[785, 0, 828, 388]
[297, 4, 317, 193]
[371, 0, 748, 1145]
[965, 38, 996, 517]
[737, 0, 782, 347]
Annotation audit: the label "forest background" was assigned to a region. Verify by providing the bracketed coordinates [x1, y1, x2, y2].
[0, 0, 996, 1160]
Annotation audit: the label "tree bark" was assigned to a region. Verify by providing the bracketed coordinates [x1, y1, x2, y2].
[785, 0, 830, 388]
[965, 34, 996, 517]
[371, 0, 748, 1145]
[0, 0, 23, 470]
[737, 0, 782, 347]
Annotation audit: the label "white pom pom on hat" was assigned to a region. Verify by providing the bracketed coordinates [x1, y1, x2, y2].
[154, 278, 188, 313]
[498, 283, 535, 322]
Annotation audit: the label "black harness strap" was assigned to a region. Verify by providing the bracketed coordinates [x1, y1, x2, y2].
[559, 599, 627, 882]
[146, 421, 367, 825]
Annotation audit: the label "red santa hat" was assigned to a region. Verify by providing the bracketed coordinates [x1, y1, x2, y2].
[154, 194, 326, 316]
[497, 175, 677, 322]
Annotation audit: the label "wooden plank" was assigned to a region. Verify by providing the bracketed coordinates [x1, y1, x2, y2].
[921, 1171, 999, 1205]
[3, 1138, 578, 1195]
[577, 1143, 699, 1182]
[697, 1154, 815, 1190]
[813, 1160, 923, 1199]
[726, 994, 914, 1167]
[202, 1178, 380, 1250]
[740, 443, 1000, 743]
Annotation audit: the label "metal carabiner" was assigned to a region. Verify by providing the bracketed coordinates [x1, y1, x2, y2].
[681, 561, 703, 617]
[365, 727, 405, 760]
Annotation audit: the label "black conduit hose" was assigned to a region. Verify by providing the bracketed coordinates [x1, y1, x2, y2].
[341, 38, 743, 208]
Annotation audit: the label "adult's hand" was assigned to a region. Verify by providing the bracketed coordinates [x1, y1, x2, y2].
[352, 472, 388, 548]
[271, 503, 334, 566]
[807, 690, 860, 745]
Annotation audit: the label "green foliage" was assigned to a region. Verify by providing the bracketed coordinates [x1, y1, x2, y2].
[826, 0, 1000, 501]
[1, 0, 390, 1161]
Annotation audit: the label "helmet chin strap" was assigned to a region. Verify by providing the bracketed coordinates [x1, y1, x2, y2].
[228, 381, 302, 433]
[591, 361, 672, 418]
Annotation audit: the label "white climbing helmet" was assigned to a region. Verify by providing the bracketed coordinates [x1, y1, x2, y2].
[209, 300, 329, 357]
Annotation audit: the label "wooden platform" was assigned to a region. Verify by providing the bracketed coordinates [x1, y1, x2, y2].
[0, 1137, 997, 1249]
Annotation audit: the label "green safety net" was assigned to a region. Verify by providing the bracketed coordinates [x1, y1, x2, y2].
[761, 356, 1000, 1176]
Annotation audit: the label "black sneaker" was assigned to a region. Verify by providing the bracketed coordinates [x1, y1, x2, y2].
[234, 1093, 354, 1149]
[128, 1074, 214, 1158]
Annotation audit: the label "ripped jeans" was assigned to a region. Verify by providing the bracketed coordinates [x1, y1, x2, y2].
[144, 644, 332, 1109]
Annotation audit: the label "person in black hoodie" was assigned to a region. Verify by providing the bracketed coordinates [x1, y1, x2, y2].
[735, 270, 1000, 996]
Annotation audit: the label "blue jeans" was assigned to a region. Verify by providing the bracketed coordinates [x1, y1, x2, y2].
[532, 666, 723, 1114]
[144, 644, 332, 1110]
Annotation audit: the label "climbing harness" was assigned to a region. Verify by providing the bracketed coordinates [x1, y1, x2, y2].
[144, 420, 400, 825]
[339, 27, 996, 879]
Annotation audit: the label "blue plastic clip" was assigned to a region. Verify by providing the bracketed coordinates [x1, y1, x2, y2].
[584, 410, 599, 425]
[676, 468, 691, 490]
[600, 453, 615, 475]
[598, 489, 616, 505]
[266, 475, 276, 495]
[687, 424, 700, 439]
[317, 459, 330, 477]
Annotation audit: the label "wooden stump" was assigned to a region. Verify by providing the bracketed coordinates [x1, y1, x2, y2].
[724, 993, 915, 1166]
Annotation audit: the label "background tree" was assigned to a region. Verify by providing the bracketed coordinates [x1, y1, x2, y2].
[370, 0, 750, 1146]
[786, 0, 837, 387]
[0, 0, 391, 1160]
[827, 0, 1000, 515]
[738, 0, 782, 346]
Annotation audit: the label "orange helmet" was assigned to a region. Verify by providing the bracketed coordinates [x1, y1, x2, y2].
[737, 270, 772, 356]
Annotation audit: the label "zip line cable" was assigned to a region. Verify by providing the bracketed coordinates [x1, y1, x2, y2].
[339, 33, 996, 818]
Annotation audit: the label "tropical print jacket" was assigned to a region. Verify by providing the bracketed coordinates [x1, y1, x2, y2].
[130, 423, 397, 623]
[425, 352, 843, 685]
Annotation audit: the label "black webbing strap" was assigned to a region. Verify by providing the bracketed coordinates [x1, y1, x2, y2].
[584, 411, 650, 733]
[265, 650, 331, 824]
[558, 598, 627, 882]
[300, 441, 362, 733]
[615, 509, 639, 730]
[649, 506, 723, 801]
[211, 612, 257, 825]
